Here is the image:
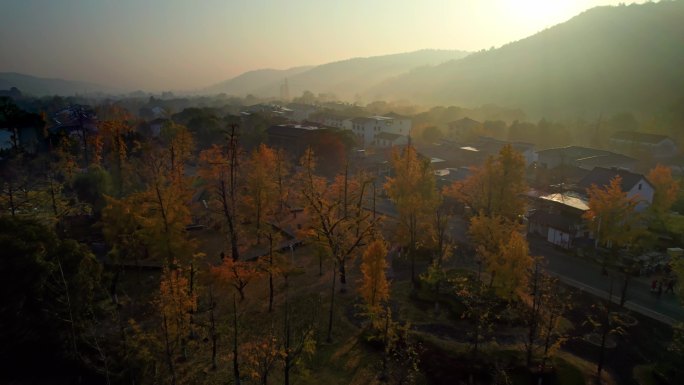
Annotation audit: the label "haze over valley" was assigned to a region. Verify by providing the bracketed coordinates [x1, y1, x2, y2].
[2, 2, 684, 385]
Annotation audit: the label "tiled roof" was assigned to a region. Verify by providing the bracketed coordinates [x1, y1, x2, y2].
[577, 167, 650, 192]
[610, 131, 672, 144]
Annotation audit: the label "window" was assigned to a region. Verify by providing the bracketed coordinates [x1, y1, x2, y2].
[638, 183, 642, 190]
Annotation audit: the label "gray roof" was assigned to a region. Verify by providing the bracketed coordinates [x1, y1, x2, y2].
[611, 131, 673, 145]
[577, 167, 651, 192]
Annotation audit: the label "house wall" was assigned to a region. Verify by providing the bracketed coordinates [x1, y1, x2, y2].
[547, 228, 571, 249]
[627, 178, 655, 211]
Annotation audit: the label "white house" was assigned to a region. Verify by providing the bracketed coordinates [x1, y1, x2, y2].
[374, 132, 408, 148]
[577, 167, 654, 211]
[350, 115, 412, 148]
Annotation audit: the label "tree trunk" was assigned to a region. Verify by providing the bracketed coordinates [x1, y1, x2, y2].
[162, 314, 176, 385]
[619, 272, 630, 307]
[284, 296, 291, 385]
[327, 262, 337, 343]
[526, 263, 540, 367]
[339, 258, 347, 293]
[232, 295, 241, 385]
[209, 286, 217, 370]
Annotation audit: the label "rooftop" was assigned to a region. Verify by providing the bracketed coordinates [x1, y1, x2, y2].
[611, 131, 672, 144]
[577, 167, 651, 192]
[539, 192, 589, 211]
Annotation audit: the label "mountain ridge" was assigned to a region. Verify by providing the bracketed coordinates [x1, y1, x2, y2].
[365, 2, 684, 119]
[204, 49, 471, 100]
[0, 72, 118, 96]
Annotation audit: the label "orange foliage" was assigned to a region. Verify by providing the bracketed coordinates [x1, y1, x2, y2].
[583, 176, 641, 249]
[647, 164, 680, 216]
[359, 239, 390, 314]
[212, 258, 261, 301]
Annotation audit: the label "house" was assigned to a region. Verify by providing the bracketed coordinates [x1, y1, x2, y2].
[374, 132, 408, 148]
[286, 103, 319, 122]
[350, 116, 410, 148]
[527, 191, 590, 249]
[609, 131, 678, 159]
[266, 124, 324, 159]
[536, 146, 635, 171]
[576, 167, 654, 211]
[384, 112, 412, 136]
[310, 113, 351, 130]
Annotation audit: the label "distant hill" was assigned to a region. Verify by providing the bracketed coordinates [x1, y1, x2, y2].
[205, 50, 470, 100]
[204, 66, 313, 96]
[0, 72, 117, 96]
[366, 1, 684, 120]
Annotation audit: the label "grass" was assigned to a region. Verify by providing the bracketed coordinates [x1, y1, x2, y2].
[633, 364, 658, 385]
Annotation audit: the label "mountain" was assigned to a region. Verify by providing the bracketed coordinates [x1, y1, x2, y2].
[0, 72, 117, 96]
[204, 66, 313, 96]
[205, 50, 470, 100]
[366, 1, 684, 120]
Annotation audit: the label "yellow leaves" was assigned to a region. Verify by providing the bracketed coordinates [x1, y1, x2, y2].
[359, 239, 390, 315]
[583, 175, 641, 249]
[211, 257, 261, 299]
[648, 164, 680, 216]
[448, 144, 526, 220]
[468, 213, 531, 300]
[384, 146, 440, 248]
[158, 264, 196, 339]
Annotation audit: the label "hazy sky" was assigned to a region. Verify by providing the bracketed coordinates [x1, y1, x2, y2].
[0, 0, 643, 92]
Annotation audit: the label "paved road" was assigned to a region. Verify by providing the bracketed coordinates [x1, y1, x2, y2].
[529, 238, 684, 325]
[371, 197, 684, 325]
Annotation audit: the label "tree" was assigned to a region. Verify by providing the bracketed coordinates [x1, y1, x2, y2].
[212, 257, 261, 301]
[446, 144, 526, 221]
[467, 214, 531, 298]
[0, 216, 102, 372]
[198, 124, 242, 261]
[523, 262, 571, 369]
[297, 148, 378, 291]
[384, 145, 440, 285]
[583, 175, 643, 270]
[647, 164, 680, 222]
[358, 239, 390, 321]
[297, 149, 378, 344]
[157, 264, 197, 384]
[72, 164, 112, 216]
[95, 106, 136, 197]
[243, 144, 279, 245]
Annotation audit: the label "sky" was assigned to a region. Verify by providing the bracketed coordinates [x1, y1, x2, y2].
[0, 0, 644, 92]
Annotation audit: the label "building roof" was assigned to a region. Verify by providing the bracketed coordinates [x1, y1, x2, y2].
[267, 124, 321, 137]
[447, 117, 480, 130]
[374, 132, 403, 141]
[577, 167, 651, 192]
[385, 111, 409, 120]
[575, 153, 637, 170]
[539, 193, 589, 211]
[536, 145, 611, 159]
[610, 131, 672, 144]
[351, 116, 393, 124]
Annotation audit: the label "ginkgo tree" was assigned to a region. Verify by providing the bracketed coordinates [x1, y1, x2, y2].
[384, 145, 440, 285]
[358, 238, 390, 323]
[198, 124, 243, 261]
[583, 175, 643, 255]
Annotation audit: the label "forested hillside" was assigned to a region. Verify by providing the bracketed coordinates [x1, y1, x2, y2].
[368, 1, 684, 119]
